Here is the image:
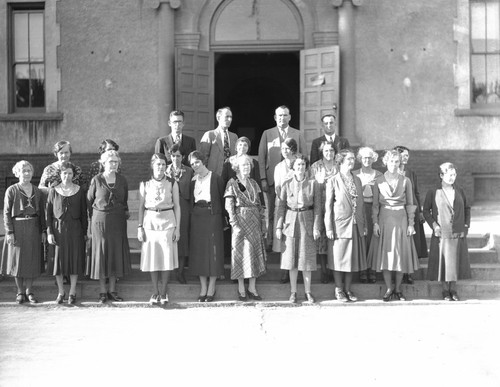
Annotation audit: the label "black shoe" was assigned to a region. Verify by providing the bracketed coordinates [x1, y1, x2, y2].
[16, 293, 24, 304]
[394, 291, 406, 301]
[321, 272, 329, 284]
[176, 271, 187, 284]
[335, 288, 349, 302]
[305, 292, 316, 303]
[406, 274, 414, 285]
[197, 295, 207, 302]
[442, 290, 452, 301]
[68, 294, 76, 305]
[280, 272, 290, 284]
[289, 292, 298, 303]
[383, 289, 393, 302]
[247, 290, 262, 301]
[346, 291, 358, 302]
[98, 293, 107, 303]
[55, 293, 65, 304]
[450, 291, 460, 301]
[107, 292, 123, 302]
[205, 292, 216, 302]
[238, 292, 247, 302]
[26, 293, 38, 304]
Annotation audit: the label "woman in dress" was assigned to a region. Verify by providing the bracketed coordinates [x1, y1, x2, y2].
[87, 150, 131, 303]
[353, 146, 383, 284]
[225, 155, 267, 301]
[325, 149, 367, 302]
[367, 150, 419, 301]
[137, 153, 181, 305]
[394, 145, 428, 284]
[86, 139, 120, 182]
[1, 161, 46, 304]
[166, 143, 193, 284]
[423, 163, 471, 301]
[188, 150, 225, 302]
[276, 155, 321, 303]
[273, 138, 298, 284]
[46, 162, 88, 304]
[39, 140, 86, 192]
[310, 140, 338, 284]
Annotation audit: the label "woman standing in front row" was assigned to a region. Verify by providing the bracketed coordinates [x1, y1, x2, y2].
[2, 161, 46, 304]
[225, 155, 267, 301]
[137, 154, 181, 305]
[423, 163, 471, 301]
[188, 151, 225, 302]
[325, 149, 367, 302]
[367, 150, 419, 302]
[87, 150, 131, 303]
[276, 155, 321, 303]
[46, 162, 88, 304]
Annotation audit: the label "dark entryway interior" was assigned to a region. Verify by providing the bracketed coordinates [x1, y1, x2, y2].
[214, 52, 300, 155]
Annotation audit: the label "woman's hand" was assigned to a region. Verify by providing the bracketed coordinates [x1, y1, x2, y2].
[173, 228, 180, 242]
[313, 229, 320, 241]
[326, 230, 334, 240]
[6, 234, 15, 245]
[407, 225, 415, 236]
[137, 226, 146, 242]
[364, 227, 368, 236]
[276, 229, 282, 240]
[47, 234, 56, 245]
[434, 225, 441, 238]
[373, 223, 380, 237]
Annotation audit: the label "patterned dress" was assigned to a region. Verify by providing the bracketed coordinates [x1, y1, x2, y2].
[272, 159, 295, 252]
[311, 159, 338, 254]
[224, 178, 267, 280]
[139, 177, 178, 272]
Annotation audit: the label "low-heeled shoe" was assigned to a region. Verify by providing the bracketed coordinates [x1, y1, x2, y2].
[107, 292, 123, 302]
[382, 289, 393, 302]
[68, 294, 76, 305]
[289, 292, 298, 303]
[197, 295, 206, 302]
[98, 293, 107, 303]
[305, 292, 315, 303]
[56, 293, 65, 304]
[247, 290, 262, 301]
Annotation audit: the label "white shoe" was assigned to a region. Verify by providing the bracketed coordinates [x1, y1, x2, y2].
[160, 294, 169, 305]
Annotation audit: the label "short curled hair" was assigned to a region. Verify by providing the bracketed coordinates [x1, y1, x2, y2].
[100, 150, 121, 165]
[319, 140, 335, 156]
[59, 161, 77, 175]
[335, 148, 355, 166]
[53, 140, 72, 157]
[235, 136, 251, 149]
[188, 150, 206, 165]
[290, 154, 310, 170]
[439, 162, 457, 178]
[356, 146, 378, 162]
[382, 149, 402, 166]
[168, 143, 184, 156]
[98, 139, 119, 154]
[231, 154, 253, 173]
[12, 160, 34, 178]
[169, 110, 185, 120]
[282, 137, 298, 154]
[150, 153, 167, 177]
[394, 145, 410, 154]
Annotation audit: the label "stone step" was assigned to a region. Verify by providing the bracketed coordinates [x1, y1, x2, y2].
[425, 234, 490, 249]
[0, 276, 498, 303]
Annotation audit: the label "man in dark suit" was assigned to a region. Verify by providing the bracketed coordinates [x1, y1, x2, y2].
[309, 113, 350, 165]
[258, 105, 307, 282]
[154, 110, 197, 166]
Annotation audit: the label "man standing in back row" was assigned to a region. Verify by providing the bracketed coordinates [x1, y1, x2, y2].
[309, 113, 350, 165]
[258, 105, 307, 253]
[155, 110, 197, 166]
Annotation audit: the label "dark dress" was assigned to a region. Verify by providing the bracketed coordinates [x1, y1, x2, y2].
[87, 174, 131, 279]
[423, 185, 471, 281]
[166, 163, 193, 258]
[189, 172, 225, 277]
[46, 187, 87, 276]
[1, 184, 45, 278]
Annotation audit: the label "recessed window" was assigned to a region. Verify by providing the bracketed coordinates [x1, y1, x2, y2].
[9, 4, 45, 112]
[470, 0, 500, 106]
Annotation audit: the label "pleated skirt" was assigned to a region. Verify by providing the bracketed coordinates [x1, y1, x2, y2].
[367, 207, 419, 273]
[189, 206, 224, 277]
[426, 235, 471, 281]
[89, 210, 131, 280]
[327, 225, 367, 272]
[1, 218, 42, 278]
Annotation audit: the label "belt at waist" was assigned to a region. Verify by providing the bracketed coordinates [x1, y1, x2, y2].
[13, 214, 38, 220]
[145, 207, 173, 212]
[286, 205, 314, 212]
[383, 205, 405, 210]
[195, 201, 211, 208]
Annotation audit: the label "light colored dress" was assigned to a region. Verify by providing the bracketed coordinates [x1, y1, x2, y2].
[367, 174, 420, 273]
[139, 177, 179, 272]
[272, 159, 294, 252]
[224, 178, 267, 279]
[311, 159, 338, 254]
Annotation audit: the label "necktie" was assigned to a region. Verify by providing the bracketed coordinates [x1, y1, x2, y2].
[223, 130, 231, 161]
[175, 134, 181, 144]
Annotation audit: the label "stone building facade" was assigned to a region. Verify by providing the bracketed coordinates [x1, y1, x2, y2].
[0, 0, 499, 203]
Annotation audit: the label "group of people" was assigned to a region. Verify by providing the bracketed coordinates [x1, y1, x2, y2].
[1, 106, 471, 305]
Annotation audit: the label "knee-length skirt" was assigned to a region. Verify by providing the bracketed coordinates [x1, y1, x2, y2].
[367, 207, 419, 273]
[280, 215, 317, 272]
[89, 210, 131, 280]
[327, 225, 367, 272]
[1, 218, 42, 278]
[189, 206, 225, 277]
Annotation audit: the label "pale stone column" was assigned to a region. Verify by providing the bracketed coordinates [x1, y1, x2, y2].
[148, 0, 181, 135]
[333, 0, 363, 143]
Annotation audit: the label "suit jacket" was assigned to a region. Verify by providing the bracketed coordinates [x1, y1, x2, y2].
[276, 177, 321, 238]
[324, 173, 366, 239]
[258, 126, 307, 186]
[310, 134, 350, 165]
[189, 172, 225, 216]
[199, 128, 238, 176]
[154, 134, 197, 167]
[423, 184, 470, 234]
